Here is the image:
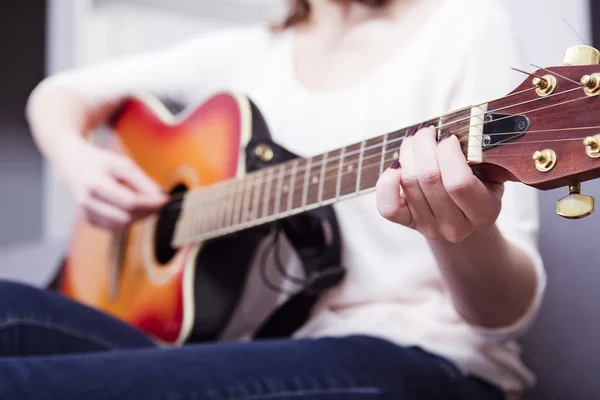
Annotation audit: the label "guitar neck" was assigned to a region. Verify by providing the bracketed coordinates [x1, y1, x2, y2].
[172, 106, 475, 248]
[167, 56, 600, 248]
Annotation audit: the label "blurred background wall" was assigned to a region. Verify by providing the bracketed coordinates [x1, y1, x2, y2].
[0, 2, 46, 246]
[0, 0, 598, 398]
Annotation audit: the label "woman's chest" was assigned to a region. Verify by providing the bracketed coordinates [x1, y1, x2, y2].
[246, 68, 451, 158]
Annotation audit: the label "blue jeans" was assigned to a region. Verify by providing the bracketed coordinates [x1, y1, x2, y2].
[0, 280, 503, 400]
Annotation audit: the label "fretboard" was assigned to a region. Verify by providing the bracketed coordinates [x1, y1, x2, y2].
[172, 110, 472, 248]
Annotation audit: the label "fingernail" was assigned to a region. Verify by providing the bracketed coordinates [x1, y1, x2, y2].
[389, 160, 401, 169]
[439, 131, 452, 141]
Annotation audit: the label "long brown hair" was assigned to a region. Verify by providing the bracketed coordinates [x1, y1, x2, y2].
[278, 0, 391, 30]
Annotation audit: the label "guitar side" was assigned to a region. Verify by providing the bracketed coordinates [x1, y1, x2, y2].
[57, 92, 252, 346]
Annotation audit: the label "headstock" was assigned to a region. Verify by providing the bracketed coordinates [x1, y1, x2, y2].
[479, 45, 600, 219]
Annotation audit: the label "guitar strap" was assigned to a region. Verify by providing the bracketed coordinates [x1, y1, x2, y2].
[242, 105, 346, 339]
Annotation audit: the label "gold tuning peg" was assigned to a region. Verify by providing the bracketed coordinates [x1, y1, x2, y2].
[563, 45, 600, 66]
[584, 135, 600, 158]
[556, 183, 595, 219]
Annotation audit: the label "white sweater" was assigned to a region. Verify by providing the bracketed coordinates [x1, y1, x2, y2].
[39, 0, 545, 393]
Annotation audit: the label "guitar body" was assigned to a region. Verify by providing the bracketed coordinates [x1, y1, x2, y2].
[57, 92, 267, 345]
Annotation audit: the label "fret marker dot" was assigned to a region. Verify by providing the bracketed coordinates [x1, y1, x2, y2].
[311, 176, 319, 184]
[393, 151, 399, 159]
[347, 164, 353, 172]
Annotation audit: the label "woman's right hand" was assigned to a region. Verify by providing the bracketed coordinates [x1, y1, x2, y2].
[55, 138, 169, 232]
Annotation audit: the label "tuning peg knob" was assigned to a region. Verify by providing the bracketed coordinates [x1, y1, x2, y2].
[584, 135, 600, 158]
[563, 45, 600, 66]
[556, 183, 595, 219]
[580, 74, 600, 96]
[532, 149, 556, 172]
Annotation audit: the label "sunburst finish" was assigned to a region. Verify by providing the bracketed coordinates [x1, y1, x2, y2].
[59, 93, 250, 345]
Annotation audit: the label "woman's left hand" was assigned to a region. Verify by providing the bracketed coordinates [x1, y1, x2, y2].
[375, 126, 504, 243]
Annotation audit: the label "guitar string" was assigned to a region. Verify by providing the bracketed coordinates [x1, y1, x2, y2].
[177, 91, 596, 218]
[452, 92, 591, 136]
[174, 129, 595, 217]
[441, 86, 580, 132]
[531, 64, 584, 86]
[176, 84, 587, 212]
[168, 87, 598, 240]
[168, 83, 581, 205]
[174, 132, 599, 244]
[455, 125, 600, 139]
[145, 83, 596, 238]
[171, 134, 599, 247]
[175, 124, 595, 236]
[173, 118, 596, 235]
[168, 130, 596, 240]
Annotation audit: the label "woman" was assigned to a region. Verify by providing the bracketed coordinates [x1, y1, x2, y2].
[5, 0, 544, 398]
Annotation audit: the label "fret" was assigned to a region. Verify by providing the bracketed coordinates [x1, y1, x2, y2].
[379, 133, 388, 175]
[215, 188, 226, 231]
[320, 149, 341, 203]
[359, 136, 386, 192]
[218, 191, 228, 229]
[335, 147, 346, 199]
[273, 164, 285, 216]
[317, 152, 328, 205]
[173, 107, 482, 248]
[292, 159, 308, 210]
[262, 168, 273, 219]
[383, 128, 407, 167]
[315, 149, 342, 204]
[338, 143, 362, 198]
[215, 191, 225, 230]
[206, 191, 218, 233]
[232, 179, 243, 226]
[355, 141, 366, 193]
[251, 173, 263, 221]
[301, 157, 313, 209]
[242, 177, 254, 223]
[437, 113, 445, 141]
[437, 109, 472, 157]
[286, 159, 299, 212]
[196, 194, 207, 236]
[225, 181, 237, 228]
[212, 191, 223, 232]
[302, 154, 323, 208]
[236, 179, 248, 225]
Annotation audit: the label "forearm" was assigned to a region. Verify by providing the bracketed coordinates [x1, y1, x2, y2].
[25, 84, 120, 164]
[429, 223, 538, 329]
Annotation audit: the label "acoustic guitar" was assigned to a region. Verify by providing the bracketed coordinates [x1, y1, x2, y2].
[56, 45, 600, 346]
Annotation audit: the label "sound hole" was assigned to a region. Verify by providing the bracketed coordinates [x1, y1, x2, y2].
[154, 184, 187, 265]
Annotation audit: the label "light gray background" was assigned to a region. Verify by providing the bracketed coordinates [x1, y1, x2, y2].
[0, 0, 597, 398]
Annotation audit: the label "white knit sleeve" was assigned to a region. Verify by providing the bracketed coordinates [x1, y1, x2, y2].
[33, 25, 270, 108]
